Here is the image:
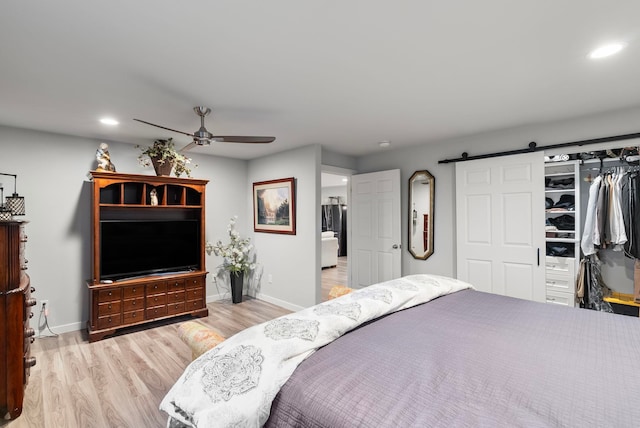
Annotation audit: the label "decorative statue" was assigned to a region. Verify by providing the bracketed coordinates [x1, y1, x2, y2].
[95, 143, 116, 172]
[150, 188, 158, 206]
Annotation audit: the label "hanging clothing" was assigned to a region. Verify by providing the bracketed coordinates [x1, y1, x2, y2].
[583, 170, 636, 254]
[635, 260, 640, 303]
[609, 171, 627, 250]
[581, 175, 602, 256]
[623, 172, 640, 258]
[578, 255, 613, 312]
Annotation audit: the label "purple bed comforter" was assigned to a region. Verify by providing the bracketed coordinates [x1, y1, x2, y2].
[265, 289, 640, 427]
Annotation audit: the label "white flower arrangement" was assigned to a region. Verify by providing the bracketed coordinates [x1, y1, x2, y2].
[211, 216, 256, 274]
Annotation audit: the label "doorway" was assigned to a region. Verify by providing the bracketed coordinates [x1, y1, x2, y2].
[321, 170, 350, 301]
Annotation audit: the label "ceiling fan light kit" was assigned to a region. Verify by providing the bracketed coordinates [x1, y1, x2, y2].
[134, 106, 275, 152]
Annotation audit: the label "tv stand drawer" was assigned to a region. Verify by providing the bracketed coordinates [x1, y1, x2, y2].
[87, 272, 208, 342]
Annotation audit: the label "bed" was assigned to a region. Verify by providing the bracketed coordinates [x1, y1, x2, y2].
[161, 275, 640, 427]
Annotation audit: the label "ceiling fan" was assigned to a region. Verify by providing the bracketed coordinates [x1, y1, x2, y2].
[134, 106, 275, 151]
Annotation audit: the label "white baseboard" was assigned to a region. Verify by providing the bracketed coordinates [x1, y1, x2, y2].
[36, 320, 83, 336]
[254, 293, 305, 312]
[208, 292, 304, 312]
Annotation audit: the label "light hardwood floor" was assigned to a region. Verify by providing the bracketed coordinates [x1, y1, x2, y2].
[320, 256, 348, 301]
[4, 263, 348, 428]
[2, 299, 291, 428]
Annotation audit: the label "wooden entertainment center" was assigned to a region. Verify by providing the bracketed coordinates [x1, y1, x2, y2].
[87, 171, 209, 342]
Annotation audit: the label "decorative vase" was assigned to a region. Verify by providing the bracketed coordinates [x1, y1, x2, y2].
[230, 271, 244, 304]
[151, 157, 174, 176]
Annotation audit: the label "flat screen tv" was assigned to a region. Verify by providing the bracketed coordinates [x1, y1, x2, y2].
[100, 219, 200, 281]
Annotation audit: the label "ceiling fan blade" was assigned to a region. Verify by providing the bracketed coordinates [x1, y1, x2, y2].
[179, 141, 198, 152]
[213, 136, 276, 144]
[133, 118, 194, 137]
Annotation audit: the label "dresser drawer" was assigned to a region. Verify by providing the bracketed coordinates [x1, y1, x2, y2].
[97, 314, 122, 330]
[168, 279, 185, 292]
[167, 302, 186, 315]
[123, 309, 144, 325]
[186, 276, 205, 289]
[98, 288, 121, 303]
[186, 299, 205, 311]
[546, 273, 576, 294]
[167, 290, 185, 303]
[147, 293, 167, 306]
[146, 305, 168, 319]
[545, 256, 575, 278]
[98, 300, 122, 316]
[123, 297, 144, 312]
[123, 285, 144, 299]
[546, 290, 576, 307]
[185, 287, 204, 301]
[147, 281, 167, 295]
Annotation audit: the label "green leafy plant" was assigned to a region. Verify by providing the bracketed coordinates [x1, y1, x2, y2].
[136, 138, 195, 177]
[210, 216, 255, 274]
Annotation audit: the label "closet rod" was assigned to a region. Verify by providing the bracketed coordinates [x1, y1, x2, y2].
[438, 131, 640, 164]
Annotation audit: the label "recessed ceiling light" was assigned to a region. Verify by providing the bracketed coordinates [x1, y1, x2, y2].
[100, 117, 119, 126]
[379, 140, 391, 148]
[588, 43, 625, 59]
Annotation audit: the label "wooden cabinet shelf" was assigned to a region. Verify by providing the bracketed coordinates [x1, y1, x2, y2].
[87, 171, 209, 342]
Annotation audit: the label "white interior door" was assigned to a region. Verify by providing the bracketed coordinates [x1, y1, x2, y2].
[455, 152, 545, 302]
[350, 169, 401, 288]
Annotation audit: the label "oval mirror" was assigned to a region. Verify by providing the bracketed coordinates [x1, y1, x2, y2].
[409, 170, 434, 260]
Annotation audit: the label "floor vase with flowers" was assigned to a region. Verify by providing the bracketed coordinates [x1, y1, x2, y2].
[230, 271, 244, 303]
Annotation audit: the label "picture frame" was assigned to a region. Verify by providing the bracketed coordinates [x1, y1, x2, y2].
[253, 177, 296, 235]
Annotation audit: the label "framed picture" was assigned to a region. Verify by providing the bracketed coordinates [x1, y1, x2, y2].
[253, 177, 296, 235]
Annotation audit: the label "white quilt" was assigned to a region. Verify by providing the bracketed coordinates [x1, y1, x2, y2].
[160, 274, 473, 427]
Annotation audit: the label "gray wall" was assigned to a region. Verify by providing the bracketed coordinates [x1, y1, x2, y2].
[248, 144, 322, 310]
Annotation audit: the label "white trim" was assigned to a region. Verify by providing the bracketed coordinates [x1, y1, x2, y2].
[37, 321, 83, 335]
[255, 292, 305, 312]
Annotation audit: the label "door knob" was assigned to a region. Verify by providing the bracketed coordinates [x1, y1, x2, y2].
[392, 244, 400, 249]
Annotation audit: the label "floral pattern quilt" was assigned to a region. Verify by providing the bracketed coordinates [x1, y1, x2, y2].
[160, 274, 473, 427]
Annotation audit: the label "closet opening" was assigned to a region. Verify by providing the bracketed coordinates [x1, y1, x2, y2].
[546, 143, 640, 315]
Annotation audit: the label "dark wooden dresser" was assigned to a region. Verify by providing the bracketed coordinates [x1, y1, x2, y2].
[0, 221, 36, 420]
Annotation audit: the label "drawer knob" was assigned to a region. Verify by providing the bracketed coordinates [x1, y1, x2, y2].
[25, 356, 36, 368]
[25, 298, 37, 307]
[24, 327, 35, 338]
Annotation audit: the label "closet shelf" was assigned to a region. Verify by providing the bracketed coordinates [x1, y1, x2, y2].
[545, 189, 575, 194]
[545, 210, 575, 214]
[545, 237, 578, 243]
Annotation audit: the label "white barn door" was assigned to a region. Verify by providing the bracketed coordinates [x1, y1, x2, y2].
[350, 169, 401, 288]
[455, 152, 545, 302]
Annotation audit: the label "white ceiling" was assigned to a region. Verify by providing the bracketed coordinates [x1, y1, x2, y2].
[1, 2, 639, 160]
